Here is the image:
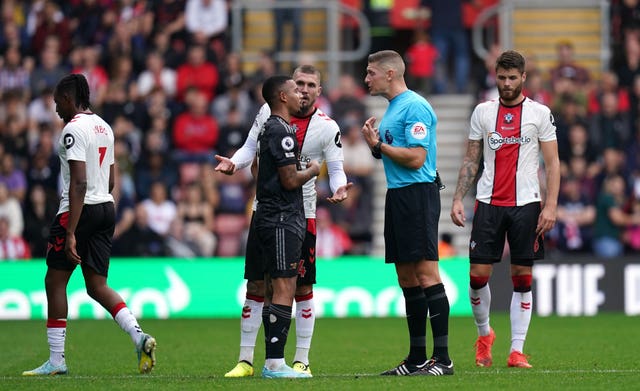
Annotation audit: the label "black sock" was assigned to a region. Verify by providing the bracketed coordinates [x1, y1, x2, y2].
[266, 304, 292, 359]
[402, 286, 427, 364]
[424, 283, 450, 363]
[262, 304, 270, 359]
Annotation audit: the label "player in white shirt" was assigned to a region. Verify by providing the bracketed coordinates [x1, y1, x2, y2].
[23, 74, 157, 376]
[216, 65, 352, 377]
[450, 50, 560, 369]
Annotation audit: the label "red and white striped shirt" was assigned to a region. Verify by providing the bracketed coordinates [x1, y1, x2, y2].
[469, 97, 556, 206]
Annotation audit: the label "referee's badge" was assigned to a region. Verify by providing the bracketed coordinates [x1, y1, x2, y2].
[411, 122, 427, 140]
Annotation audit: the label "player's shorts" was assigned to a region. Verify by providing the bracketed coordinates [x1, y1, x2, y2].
[46, 202, 116, 276]
[469, 201, 543, 266]
[255, 225, 302, 279]
[384, 182, 440, 263]
[245, 214, 317, 285]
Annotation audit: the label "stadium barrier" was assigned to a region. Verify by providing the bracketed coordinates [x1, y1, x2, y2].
[0, 256, 637, 320]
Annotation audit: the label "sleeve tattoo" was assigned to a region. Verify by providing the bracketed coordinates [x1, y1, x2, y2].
[454, 139, 482, 200]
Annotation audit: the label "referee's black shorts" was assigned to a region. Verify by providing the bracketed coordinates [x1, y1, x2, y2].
[384, 182, 440, 263]
[46, 202, 116, 276]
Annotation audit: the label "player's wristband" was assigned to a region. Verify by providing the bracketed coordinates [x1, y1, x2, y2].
[371, 140, 382, 159]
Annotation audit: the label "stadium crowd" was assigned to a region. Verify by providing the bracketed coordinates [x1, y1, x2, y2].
[0, 0, 639, 260]
[0, 0, 376, 260]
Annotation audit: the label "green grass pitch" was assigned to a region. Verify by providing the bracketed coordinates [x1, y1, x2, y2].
[1, 314, 638, 390]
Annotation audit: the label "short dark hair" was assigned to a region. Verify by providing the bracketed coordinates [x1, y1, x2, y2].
[55, 73, 91, 110]
[261, 75, 292, 107]
[495, 50, 526, 74]
[293, 64, 322, 83]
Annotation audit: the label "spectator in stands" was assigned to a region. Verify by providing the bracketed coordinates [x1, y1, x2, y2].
[211, 78, 253, 128]
[112, 203, 168, 257]
[150, 0, 187, 46]
[176, 182, 216, 256]
[0, 19, 30, 57]
[273, 0, 302, 55]
[587, 70, 630, 115]
[336, 119, 374, 254]
[329, 73, 367, 129]
[404, 29, 438, 96]
[27, 88, 63, 141]
[248, 50, 277, 96]
[559, 121, 599, 178]
[68, 0, 106, 47]
[105, 13, 148, 75]
[0, 153, 27, 203]
[216, 51, 246, 96]
[185, 0, 228, 60]
[315, 206, 352, 258]
[71, 45, 108, 108]
[422, 0, 471, 94]
[31, 0, 71, 56]
[589, 91, 632, 154]
[216, 105, 250, 158]
[26, 148, 59, 199]
[593, 173, 640, 258]
[553, 94, 587, 158]
[135, 150, 178, 201]
[112, 188, 136, 244]
[2, 111, 30, 160]
[23, 184, 56, 258]
[614, 31, 640, 89]
[30, 43, 68, 97]
[549, 40, 591, 90]
[141, 180, 177, 237]
[0, 46, 31, 99]
[552, 176, 596, 253]
[523, 69, 552, 107]
[137, 50, 177, 99]
[172, 88, 219, 162]
[0, 181, 23, 237]
[0, 215, 31, 260]
[176, 44, 219, 104]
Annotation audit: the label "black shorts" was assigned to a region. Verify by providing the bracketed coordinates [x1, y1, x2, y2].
[255, 225, 302, 279]
[245, 214, 317, 285]
[469, 201, 543, 266]
[384, 182, 440, 263]
[46, 202, 116, 276]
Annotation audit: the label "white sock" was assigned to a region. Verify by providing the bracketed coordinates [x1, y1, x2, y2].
[510, 291, 532, 352]
[470, 284, 492, 336]
[47, 319, 67, 366]
[113, 306, 143, 346]
[294, 294, 315, 365]
[238, 297, 264, 364]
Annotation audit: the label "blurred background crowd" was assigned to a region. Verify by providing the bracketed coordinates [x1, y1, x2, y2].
[0, 0, 639, 261]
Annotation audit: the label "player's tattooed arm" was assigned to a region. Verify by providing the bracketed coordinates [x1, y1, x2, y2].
[278, 160, 320, 190]
[453, 139, 482, 201]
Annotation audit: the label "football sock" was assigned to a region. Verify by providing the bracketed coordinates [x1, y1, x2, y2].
[266, 304, 292, 360]
[47, 318, 66, 366]
[262, 304, 270, 359]
[294, 292, 314, 365]
[111, 302, 143, 345]
[238, 295, 264, 364]
[424, 283, 451, 363]
[510, 291, 532, 352]
[402, 286, 427, 364]
[469, 277, 492, 336]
